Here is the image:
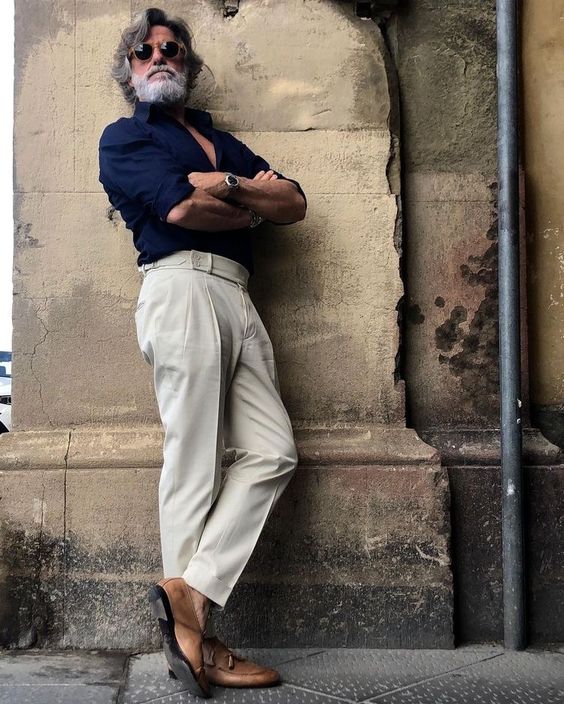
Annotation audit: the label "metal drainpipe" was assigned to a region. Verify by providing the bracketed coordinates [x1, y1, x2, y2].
[496, 0, 525, 650]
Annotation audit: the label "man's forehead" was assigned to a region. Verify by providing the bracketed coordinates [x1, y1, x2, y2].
[143, 25, 177, 41]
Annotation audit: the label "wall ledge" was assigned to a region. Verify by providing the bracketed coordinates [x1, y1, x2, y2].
[420, 427, 564, 467]
[0, 424, 440, 471]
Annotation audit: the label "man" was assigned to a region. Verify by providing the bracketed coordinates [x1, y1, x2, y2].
[99, 7, 306, 698]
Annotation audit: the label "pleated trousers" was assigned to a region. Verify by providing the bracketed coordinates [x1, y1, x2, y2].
[135, 249, 297, 611]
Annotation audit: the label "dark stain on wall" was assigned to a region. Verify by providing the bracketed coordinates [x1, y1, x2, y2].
[15, 222, 41, 248]
[435, 217, 499, 418]
[0, 522, 64, 648]
[407, 303, 425, 324]
[435, 306, 467, 352]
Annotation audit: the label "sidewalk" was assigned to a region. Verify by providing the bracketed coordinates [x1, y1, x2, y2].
[0, 644, 563, 703]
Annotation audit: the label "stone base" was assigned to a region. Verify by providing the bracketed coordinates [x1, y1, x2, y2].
[0, 425, 452, 648]
[422, 428, 564, 645]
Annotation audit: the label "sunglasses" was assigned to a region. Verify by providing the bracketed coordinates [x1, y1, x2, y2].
[128, 40, 186, 62]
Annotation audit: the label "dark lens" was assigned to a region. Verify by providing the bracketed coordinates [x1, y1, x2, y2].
[160, 41, 180, 58]
[133, 43, 152, 61]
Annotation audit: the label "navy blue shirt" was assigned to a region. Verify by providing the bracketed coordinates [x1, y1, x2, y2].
[98, 101, 306, 275]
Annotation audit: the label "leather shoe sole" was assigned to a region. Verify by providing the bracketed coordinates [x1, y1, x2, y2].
[148, 582, 211, 698]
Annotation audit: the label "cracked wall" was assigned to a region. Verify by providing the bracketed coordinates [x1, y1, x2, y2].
[13, 0, 404, 429]
[2, 2, 460, 650]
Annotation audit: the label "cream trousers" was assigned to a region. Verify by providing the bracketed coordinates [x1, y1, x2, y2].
[135, 249, 298, 611]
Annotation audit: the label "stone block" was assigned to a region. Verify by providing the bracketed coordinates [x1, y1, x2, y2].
[15, 0, 75, 193]
[65, 466, 160, 576]
[403, 171, 499, 428]
[75, 0, 132, 193]
[0, 426, 452, 648]
[13, 192, 154, 430]
[0, 459, 66, 647]
[76, 84, 127, 194]
[251, 193, 402, 423]
[429, 429, 564, 644]
[133, 0, 391, 131]
[232, 130, 392, 196]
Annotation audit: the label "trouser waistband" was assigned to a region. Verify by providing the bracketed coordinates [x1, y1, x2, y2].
[137, 249, 249, 289]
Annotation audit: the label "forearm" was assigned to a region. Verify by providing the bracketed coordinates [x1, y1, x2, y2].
[229, 178, 306, 224]
[167, 188, 251, 231]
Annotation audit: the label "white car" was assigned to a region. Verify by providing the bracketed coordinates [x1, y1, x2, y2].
[0, 376, 11, 432]
[0, 402, 10, 432]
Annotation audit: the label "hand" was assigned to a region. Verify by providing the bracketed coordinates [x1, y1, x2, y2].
[253, 170, 278, 181]
[188, 171, 230, 199]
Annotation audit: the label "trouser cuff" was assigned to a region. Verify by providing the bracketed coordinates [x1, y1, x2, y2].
[182, 560, 231, 611]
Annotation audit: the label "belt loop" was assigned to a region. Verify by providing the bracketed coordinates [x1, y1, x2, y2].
[190, 250, 212, 273]
[141, 262, 156, 274]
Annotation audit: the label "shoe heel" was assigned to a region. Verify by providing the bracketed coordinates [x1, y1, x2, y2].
[148, 585, 168, 621]
[148, 583, 211, 698]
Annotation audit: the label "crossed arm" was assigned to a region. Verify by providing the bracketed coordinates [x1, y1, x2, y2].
[167, 170, 307, 231]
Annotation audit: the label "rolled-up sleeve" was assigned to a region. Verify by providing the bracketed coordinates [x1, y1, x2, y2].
[99, 120, 195, 222]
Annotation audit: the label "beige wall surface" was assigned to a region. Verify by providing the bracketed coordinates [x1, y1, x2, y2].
[522, 1, 564, 417]
[13, 0, 402, 430]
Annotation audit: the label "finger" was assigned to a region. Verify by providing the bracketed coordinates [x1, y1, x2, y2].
[253, 170, 266, 180]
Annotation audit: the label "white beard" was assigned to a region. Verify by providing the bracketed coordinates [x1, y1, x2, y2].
[131, 67, 187, 105]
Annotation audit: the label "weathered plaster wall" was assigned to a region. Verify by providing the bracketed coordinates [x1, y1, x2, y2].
[522, 0, 564, 448]
[5, 0, 455, 649]
[13, 0, 404, 430]
[386, 0, 564, 643]
[387, 0, 500, 429]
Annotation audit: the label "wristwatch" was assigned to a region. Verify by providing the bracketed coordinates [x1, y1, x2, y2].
[224, 172, 240, 191]
[248, 208, 265, 228]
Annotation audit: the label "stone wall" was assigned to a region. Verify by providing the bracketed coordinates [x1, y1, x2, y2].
[3, 0, 452, 648]
[13, 0, 405, 430]
[388, 0, 564, 643]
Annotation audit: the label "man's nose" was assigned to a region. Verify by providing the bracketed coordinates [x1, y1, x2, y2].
[152, 48, 167, 64]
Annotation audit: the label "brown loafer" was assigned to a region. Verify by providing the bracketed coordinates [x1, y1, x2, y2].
[148, 577, 211, 698]
[173, 635, 280, 688]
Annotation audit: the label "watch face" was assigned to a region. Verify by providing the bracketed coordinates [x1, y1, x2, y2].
[226, 174, 238, 188]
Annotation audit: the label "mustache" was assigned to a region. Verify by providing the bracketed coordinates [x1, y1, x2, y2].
[146, 65, 178, 78]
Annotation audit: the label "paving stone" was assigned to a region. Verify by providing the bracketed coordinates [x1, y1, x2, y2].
[275, 646, 501, 701]
[120, 652, 190, 703]
[3, 646, 564, 704]
[0, 685, 118, 704]
[125, 682, 345, 704]
[0, 649, 126, 703]
[121, 650, 328, 704]
[369, 651, 564, 704]
[122, 647, 502, 703]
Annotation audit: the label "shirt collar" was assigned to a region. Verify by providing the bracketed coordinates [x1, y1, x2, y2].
[133, 101, 153, 122]
[133, 101, 213, 129]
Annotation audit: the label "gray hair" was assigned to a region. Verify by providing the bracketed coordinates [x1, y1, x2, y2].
[111, 7, 204, 105]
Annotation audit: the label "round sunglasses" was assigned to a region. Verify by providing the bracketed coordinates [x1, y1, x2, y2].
[128, 40, 186, 62]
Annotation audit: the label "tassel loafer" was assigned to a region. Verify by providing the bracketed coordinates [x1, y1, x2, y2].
[148, 577, 211, 698]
